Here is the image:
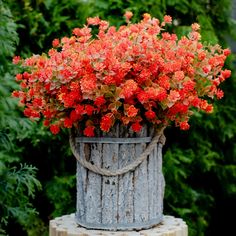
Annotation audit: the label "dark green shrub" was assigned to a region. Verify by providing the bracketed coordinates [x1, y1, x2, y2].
[2, 0, 235, 235]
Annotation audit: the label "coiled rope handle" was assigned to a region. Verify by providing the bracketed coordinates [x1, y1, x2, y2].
[69, 126, 166, 177]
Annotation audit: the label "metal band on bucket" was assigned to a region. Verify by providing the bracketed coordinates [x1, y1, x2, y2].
[76, 136, 152, 144]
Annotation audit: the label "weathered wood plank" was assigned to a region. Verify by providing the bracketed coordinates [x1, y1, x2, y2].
[159, 144, 165, 215]
[76, 143, 87, 222]
[148, 141, 158, 219]
[101, 125, 119, 225]
[133, 125, 149, 223]
[118, 127, 135, 224]
[84, 142, 103, 224]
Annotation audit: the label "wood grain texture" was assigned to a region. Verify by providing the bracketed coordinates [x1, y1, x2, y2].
[75, 124, 165, 230]
[75, 143, 87, 222]
[49, 214, 188, 236]
[101, 125, 119, 225]
[133, 126, 149, 223]
[85, 142, 102, 224]
[117, 126, 135, 224]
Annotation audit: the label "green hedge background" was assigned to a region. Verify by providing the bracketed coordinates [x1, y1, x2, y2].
[0, 0, 235, 235]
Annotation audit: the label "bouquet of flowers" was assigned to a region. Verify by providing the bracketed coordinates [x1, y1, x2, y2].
[12, 12, 231, 136]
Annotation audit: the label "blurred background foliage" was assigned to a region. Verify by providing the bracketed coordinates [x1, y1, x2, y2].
[0, 0, 235, 235]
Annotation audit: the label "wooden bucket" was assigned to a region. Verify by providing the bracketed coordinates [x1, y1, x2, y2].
[70, 124, 166, 231]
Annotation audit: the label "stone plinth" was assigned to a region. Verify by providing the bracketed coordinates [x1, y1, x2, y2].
[49, 214, 188, 236]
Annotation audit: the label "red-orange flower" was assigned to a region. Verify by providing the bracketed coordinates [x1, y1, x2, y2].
[100, 114, 113, 132]
[221, 70, 231, 79]
[83, 126, 95, 137]
[216, 89, 224, 99]
[87, 16, 100, 25]
[12, 56, 21, 64]
[131, 122, 142, 132]
[124, 11, 133, 23]
[120, 80, 138, 99]
[126, 105, 138, 117]
[80, 77, 97, 95]
[43, 120, 50, 127]
[164, 15, 172, 24]
[15, 74, 23, 81]
[50, 125, 60, 135]
[179, 121, 190, 130]
[191, 23, 200, 31]
[94, 96, 106, 107]
[52, 38, 60, 47]
[145, 110, 156, 119]
[85, 105, 94, 115]
[168, 90, 180, 103]
[64, 118, 73, 128]
[12, 13, 230, 135]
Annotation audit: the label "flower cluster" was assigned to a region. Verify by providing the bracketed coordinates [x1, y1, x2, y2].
[12, 13, 231, 136]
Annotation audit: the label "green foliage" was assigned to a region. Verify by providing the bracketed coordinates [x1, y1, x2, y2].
[0, 164, 41, 225]
[0, 0, 18, 72]
[8, 0, 93, 54]
[197, 15, 218, 44]
[163, 133, 217, 235]
[0, 1, 43, 234]
[0, 0, 235, 235]
[46, 175, 76, 218]
[88, 0, 165, 26]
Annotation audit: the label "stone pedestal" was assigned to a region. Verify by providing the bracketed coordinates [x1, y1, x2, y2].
[49, 214, 188, 236]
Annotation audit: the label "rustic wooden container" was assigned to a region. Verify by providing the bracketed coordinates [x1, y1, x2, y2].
[70, 124, 165, 231]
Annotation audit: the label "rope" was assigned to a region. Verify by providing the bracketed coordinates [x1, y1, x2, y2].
[69, 126, 166, 177]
